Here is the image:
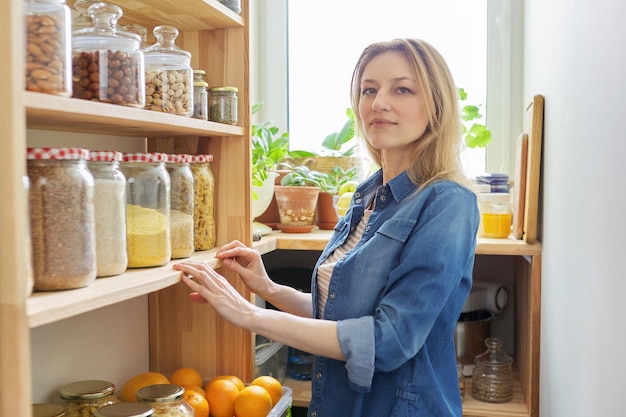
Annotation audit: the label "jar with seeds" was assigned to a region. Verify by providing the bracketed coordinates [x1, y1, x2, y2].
[71, 3, 145, 107]
[59, 380, 120, 417]
[26, 147, 97, 291]
[209, 86, 238, 125]
[190, 154, 215, 250]
[166, 154, 194, 259]
[135, 384, 193, 417]
[142, 25, 193, 117]
[24, 0, 72, 96]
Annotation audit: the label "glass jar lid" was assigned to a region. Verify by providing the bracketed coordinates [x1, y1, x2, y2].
[136, 384, 185, 403]
[72, 3, 140, 51]
[122, 152, 168, 163]
[166, 154, 192, 164]
[90, 150, 123, 162]
[27, 147, 90, 161]
[209, 86, 238, 93]
[59, 380, 116, 400]
[72, 0, 102, 31]
[142, 25, 191, 67]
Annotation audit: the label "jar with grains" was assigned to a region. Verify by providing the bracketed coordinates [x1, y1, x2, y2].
[136, 384, 193, 417]
[208, 86, 238, 125]
[24, 175, 34, 296]
[95, 403, 154, 417]
[471, 337, 514, 403]
[60, 380, 120, 417]
[24, 0, 72, 96]
[27, 147, 97, 291]
[88, 151, 128, 277]
[71, 0, 101, 31]
[142, 25, 193, 116]
[190, 154, 215, 250]
[166, 154, 194, 259]
[72, 3, 145, 107]
[192, 69, 208, 120]
[33, 403, 67, 417]
[121, 153, 171, 268]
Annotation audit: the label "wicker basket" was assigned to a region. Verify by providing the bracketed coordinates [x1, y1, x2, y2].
[289, 156, 367, 180]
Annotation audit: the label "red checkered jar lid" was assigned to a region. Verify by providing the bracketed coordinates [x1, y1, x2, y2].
[89, 150, 123, 162]
[122, 152, 167, 163]
[27, 147, 90, 160]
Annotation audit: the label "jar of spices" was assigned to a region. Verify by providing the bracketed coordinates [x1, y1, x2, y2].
[88, 150, 128, 277]
[71, 0, 101, 31]
[121, 152, 171, 268]
[27, 147, 97, 291]
[72, 3, 145, 107]
[95, 403, 154, 417]
[136, 384, 194, 417]
[471, 337, 514, 403]
[190, 154, 215, 250]
[59, 380, 120, 417]
[33, 403, 67, 417]
[24, 0, 72, 96]
[209, 86, 238, 125]
[478, 193, 512, 238]
[143, 25, 193, 116]
[192, 69, 208, 120]
[166, 154, 194, 259]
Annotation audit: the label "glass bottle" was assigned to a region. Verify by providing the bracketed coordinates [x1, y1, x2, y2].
[33, 403, 67, 417]
[136, 384, 194, 417]
[190, 154, 215, 250]
[71, 0, 101, 31]
[72, 3, 145, 107]
[166, 154, 195, 259]
[478, 193, 512, 238]
[95, 403, 154, 417]
[88, 150, 128, 277]
[143, 25, 193, 116]
[471, 337, 514, 403]
[27, 147, 97, 291]
[24, 0, 72, 96]
[120, 152, 171, 268]
[209, 86, 238, 125]
[192, 69, 208, 120]
[59, 380, 120, 417]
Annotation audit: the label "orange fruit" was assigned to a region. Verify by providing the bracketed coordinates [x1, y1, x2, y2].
[170, 367, 204, 388]
[205, 379, 240, 417]
[250, 375, 283, 406]
[183, 384, 206, 398]
[184, 388, 210, 417]
[205, 374, 246, 392]
[118, 371, 170, 402]
[234, 385, 273, 417]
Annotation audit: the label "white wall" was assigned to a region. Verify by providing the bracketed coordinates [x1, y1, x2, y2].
[523, 0, 626, 415]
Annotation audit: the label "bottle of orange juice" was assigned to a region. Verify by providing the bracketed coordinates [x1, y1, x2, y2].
[478, 193, 512, 239]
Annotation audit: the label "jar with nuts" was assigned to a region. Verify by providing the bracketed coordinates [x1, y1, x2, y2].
[142, 25, 193, 117]
[24, 0, 72, 96]
[71, 3, 145, 107]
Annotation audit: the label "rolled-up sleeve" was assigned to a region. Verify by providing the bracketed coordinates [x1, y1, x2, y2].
[337, 316, 375, 392]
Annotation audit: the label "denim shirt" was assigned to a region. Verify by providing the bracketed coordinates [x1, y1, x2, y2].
[308, 169, 479, 417]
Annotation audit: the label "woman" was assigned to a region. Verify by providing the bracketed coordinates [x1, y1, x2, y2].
[174, 38, 479, 416]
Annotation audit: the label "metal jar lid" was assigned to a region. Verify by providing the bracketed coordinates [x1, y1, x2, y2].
[59, 379, 116, 400]
[33, 403, 67, 417]
[95, 402, 155, 417]
[136, 384, 185, 403]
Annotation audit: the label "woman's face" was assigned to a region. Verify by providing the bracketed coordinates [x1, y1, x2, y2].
[358, 51, 429, 155]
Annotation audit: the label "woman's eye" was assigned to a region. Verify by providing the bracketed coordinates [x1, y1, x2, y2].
[397, 86, 412, 94]
[362, 87, 376, 96]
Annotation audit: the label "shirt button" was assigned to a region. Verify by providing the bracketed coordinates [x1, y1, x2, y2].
[329, 293, 335, 299]
[316, 372, 322, 379]
[365, 225, 370, 232]
[380, 195, 386, 201]
[355, 199, 362, 203]
[311, 412, 317, 417]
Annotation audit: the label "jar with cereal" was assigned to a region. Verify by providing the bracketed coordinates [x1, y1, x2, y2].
[190, 154, 215, 250]
[120, 153, 171, 268]
[166, 154, 194, 259]
[142, 25, 193, 116]
[59, 380, 120, 417]
[26, 147, 97, 291]
[71, 2, 145, 107]
[135, 384, 193, 417]
[24, 0, 72, 96]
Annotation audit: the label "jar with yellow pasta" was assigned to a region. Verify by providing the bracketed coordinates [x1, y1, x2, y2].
[190, 154, 215, 250]
[59, 380, 119, 417]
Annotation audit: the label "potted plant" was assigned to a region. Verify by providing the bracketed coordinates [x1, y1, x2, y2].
[274, 164, 325, 233]
[316, 165, 359, 229]
[459, 87, 492, 148]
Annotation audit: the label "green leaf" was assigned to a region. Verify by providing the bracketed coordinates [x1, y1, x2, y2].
[465, 124, 492, 148]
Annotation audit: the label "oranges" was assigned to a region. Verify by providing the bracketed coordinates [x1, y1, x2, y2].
[205, 378, 240, 417]
[170, 367, 204, 388]
[234, 385, 273, 417]
[250, 375, 283, 406]
[184, 388, 209, 417]
[206, 374, 246, 392]
[118, 371, 170, 402]
[183, 384, 206, 397]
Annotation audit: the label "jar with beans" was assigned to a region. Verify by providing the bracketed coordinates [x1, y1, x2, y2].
[71, 3, 145, 107]
[166, 154, 194, 259]
[135, 384, 193, 417]
[59, 380, 120, 417]
[190, 154, 215, 251]
[142, 25, 193, 116]
[120, 153, 171, 268]
[24, 0, 72, 96]
[26, 147, 97, 291]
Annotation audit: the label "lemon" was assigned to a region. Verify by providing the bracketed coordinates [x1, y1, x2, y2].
[335, 192, 353, 217]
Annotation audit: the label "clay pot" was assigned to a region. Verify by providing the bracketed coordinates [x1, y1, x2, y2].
[274, 185, 320, 233]
[316, 191, 338, 230]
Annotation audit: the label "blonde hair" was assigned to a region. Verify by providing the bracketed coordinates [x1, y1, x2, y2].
[350, 38, 469, 189]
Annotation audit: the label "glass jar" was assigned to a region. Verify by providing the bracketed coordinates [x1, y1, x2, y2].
[71, 0, 101, 31]
[471, 337, 514, 403]
[24, 175, 34, 296]
[478, 193, 512, 238]
[72, 3, 145, 107]
[143, 25, 193, 116]
[27, 147, 97, 291]
[218, 0, 241, 14]
[457, 361, 465, 400]
[122, 24, 150, 49]
[33, 403, 67, 417]
[59, 380, 120, 417]
[192, 69, 208, 120]
[88, 151, 128, 277]
[136, 384, 194, 417]
[166, 154, 194, 259]
[95, 403, 154, 417]
[190, 154, 215, 250]
[24, 0, 72, 96]
[121, 153, 171, 268]
[209, 86, 238, 125]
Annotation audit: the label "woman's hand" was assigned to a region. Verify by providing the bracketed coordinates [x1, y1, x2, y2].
[213, 240, 275, 298]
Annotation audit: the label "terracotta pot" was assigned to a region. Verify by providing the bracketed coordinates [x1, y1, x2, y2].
[316, 191, 338, 230]
[274, 185, 320, 233]
[254, 170, 289, 229]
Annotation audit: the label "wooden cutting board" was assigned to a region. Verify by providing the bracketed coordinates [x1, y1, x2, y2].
[512, 133, 528, 239]
[522, 95, 545, 244]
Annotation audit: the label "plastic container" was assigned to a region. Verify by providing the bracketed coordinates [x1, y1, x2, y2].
[95, 403, 154, 417]
[190, 154, 215, 250]
[121, 153, 171, 268]
[166, 154, 195, 259]
[32, 403, 67, 417]
[88, 151, 128, 277]
[27, 147, 97, 291]
[143, 25, 193, 116]
[71, 3, 145, 107]
[478, 193, 512, 238]
[471, 337, 514, 403]
[136, 384, 193, 417]
[255, 339, 288, 382]
[267, 386, 292, 417]
[192, 69, 208, 120]
[59, 380, 120, 417]
[24, 0, 72, 96]
[209, 86, 238, 125]
[71, 0, 101, 31]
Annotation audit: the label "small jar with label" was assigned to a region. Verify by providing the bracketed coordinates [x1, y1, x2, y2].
[471, 337, 514, 403]
[478, 193, 512, 238]
[24, 0, 72, 96]
[190, 154, 215, 250]
[166, 154, 195, 259]
[136, 384, 194, 417]
[121, 153, 171, 268]
[59, 380, 120, 417]
[27, 147, 97, 291]
[209, 86, 238, 125]
[33, 403, 67, 417]
[71, 0, 101, 31]
[143, 25, 193, 116]
[192, 69, 208, 120]
[88, 151, 128, 277]
[95, 403, 154, 417]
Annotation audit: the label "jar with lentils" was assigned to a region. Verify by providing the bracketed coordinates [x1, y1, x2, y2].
[24, 0, 72, 96]
[142, 25, 193, 116]
[190, 154, 215, 250]
[88, 150, 128, 277]
[136, 384, 193, 417]
[27, 147, 97, 291]
[166, 154, 194, 259]
[209, 86, 238, 125]
[71, 2, 145, 107]
[120, 153, 171, 268]
[59, 380, 120, 417]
